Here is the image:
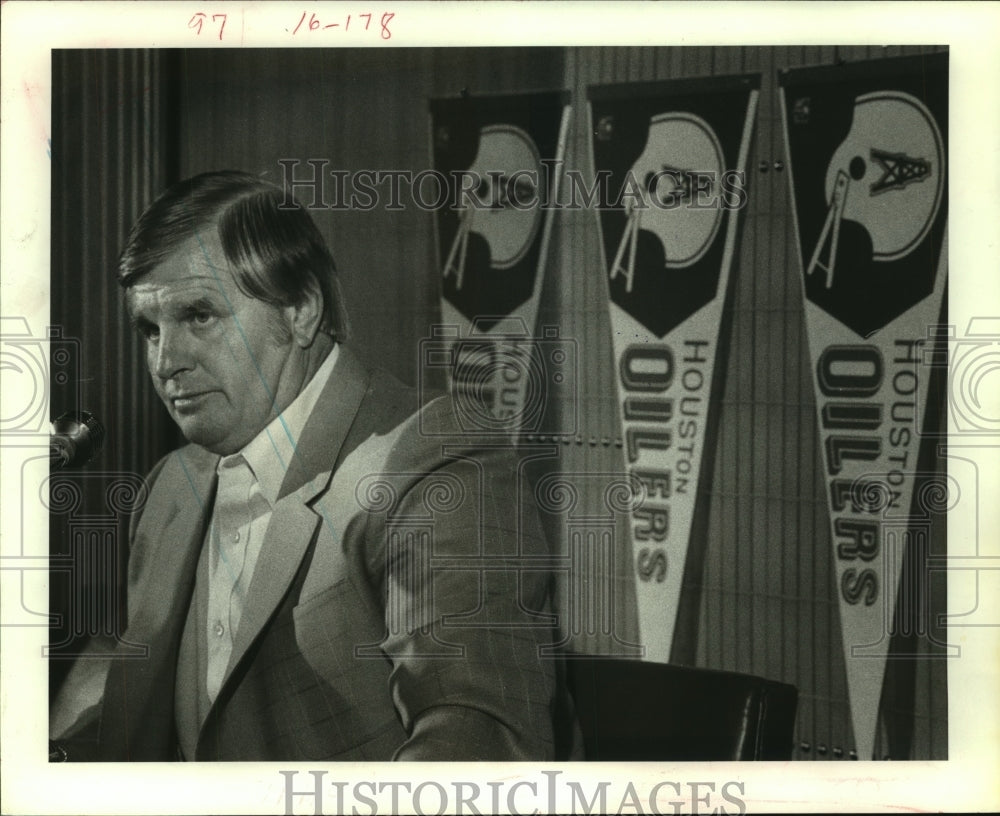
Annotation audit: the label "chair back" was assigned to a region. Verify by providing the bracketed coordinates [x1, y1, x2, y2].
[567, 657, 798, 761]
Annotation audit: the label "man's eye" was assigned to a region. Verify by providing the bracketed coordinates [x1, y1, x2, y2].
[139, 323, 159, 341]
[191, 312, 215, 326]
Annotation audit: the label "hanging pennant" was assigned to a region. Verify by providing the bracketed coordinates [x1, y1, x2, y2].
[589, 74, 760, 663]
[780, 52, 948, 760]
[428, 91, 570, 437]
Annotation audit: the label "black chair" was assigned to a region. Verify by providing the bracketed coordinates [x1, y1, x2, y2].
[567, 657, 798, 761]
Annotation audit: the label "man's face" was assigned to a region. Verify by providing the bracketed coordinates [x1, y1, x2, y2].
[127, 231, 301, 455]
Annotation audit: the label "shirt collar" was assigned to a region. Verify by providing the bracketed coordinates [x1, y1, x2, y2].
[225, 343, 339, 506]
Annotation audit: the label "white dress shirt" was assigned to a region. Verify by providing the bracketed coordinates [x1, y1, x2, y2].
[203, 344, 339, 702]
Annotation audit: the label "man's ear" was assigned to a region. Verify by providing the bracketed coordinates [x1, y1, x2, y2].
[288, 283, 324, 348]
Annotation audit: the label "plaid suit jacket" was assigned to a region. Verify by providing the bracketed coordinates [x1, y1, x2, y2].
[74, 346, 564, 761]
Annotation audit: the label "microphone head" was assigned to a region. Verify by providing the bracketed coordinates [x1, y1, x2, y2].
[50, 410, 105, 468]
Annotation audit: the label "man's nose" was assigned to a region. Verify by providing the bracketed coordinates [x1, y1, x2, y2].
[152, 325, 195, 380]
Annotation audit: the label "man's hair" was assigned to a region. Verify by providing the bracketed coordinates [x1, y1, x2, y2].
[118, 170, 348, 340]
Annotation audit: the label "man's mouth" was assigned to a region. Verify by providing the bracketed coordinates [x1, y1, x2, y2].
[170, 392, 214, 411]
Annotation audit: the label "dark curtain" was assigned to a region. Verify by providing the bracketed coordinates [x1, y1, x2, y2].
[49, 49, 181, 691]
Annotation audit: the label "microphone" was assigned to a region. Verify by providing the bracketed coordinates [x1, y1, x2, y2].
[50, 411, 105, 470]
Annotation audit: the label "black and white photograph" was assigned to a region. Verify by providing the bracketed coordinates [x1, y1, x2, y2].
[1, 2, 998, 814]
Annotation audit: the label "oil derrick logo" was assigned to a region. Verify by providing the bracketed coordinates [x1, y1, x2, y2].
[804, 91, 945, 335]
[609, 113, 725, 297]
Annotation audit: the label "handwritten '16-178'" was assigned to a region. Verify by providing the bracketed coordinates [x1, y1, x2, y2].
[292, 11, 394, 39]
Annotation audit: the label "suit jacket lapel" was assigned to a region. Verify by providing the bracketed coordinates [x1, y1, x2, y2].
[215, 345, 371, 699]
[100, 444, 217, 760]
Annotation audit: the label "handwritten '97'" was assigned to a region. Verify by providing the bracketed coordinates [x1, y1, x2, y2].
[188, 12, 227, 40]
[292, 11, 394, 39]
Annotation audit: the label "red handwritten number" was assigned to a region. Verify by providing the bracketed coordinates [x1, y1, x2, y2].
[189, 12, 226, 39]
[212, 14, 227, 40]
[293, 11, 320, 33]
[292, 9, 392, 37]
[188, 11, 226, 40]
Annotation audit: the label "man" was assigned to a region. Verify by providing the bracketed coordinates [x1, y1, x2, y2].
[51, 170, 570, 761]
